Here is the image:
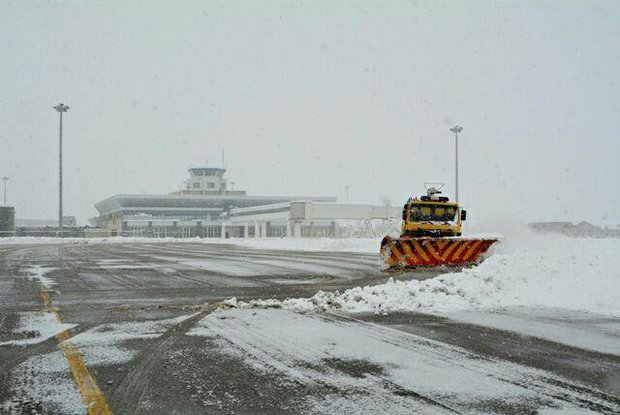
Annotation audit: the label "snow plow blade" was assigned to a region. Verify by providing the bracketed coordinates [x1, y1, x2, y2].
[381, 235, 498, 268]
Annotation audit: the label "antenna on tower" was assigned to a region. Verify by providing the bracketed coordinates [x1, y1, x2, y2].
[221, 150, 226, 169]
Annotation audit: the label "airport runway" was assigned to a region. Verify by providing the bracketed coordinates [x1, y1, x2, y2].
[0, 242, 618, 414]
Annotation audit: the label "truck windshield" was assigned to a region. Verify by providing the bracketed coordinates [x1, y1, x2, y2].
[410, 204, 457, 222]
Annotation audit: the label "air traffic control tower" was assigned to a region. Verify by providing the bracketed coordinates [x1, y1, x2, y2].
[184, 167, 231, 194]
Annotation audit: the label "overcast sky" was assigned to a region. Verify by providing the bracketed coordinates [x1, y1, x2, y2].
[1, 0, 619, 227]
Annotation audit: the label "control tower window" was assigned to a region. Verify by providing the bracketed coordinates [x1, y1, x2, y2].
[207, 182, 215, 189]
[192, 182, 200, 189]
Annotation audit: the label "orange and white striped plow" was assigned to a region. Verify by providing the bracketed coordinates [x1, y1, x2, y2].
[381, 235, 498, 268]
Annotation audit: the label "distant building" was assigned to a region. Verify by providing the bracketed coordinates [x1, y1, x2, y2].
[62, 216, 77, 227]
[93, 166, 338, 237]
[11, 216, 82, 237]
[0, 206, 15, 236]
[15, 219, 58, 227]
[93, 165, 399, 238]
[528, 222, 574, 234]
[529, 221, 620, 238]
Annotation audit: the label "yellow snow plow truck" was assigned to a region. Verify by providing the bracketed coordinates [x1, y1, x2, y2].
[381, 186, 498, 268]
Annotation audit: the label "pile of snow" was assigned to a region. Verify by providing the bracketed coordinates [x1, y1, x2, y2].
[0, 235, 383, 253]
[0, 233, 499, 254]
[224, 234, 501, 253]
[0, 235, 380, 253]
[0, 236, 181, 245]
[227, 232, 620, 318]
[223, 237, 380, 253]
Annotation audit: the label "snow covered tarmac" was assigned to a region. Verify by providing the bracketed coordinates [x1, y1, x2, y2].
[189, 308, 618, 414]
[0, 236, 618, 414]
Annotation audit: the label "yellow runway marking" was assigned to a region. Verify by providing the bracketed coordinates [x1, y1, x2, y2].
[40, 291, 113, 415]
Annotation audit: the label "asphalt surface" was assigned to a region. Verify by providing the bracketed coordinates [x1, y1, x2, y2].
[0, 242, 618, 414]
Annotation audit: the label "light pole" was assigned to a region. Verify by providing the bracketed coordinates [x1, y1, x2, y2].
[450, 125, 463, 203]
[54, 103, 69, 236]
[1, 176, 7, 205]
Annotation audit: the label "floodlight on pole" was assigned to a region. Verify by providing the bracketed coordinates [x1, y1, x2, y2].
[449, 125, 463, 203]
[54, 103, 69, 236]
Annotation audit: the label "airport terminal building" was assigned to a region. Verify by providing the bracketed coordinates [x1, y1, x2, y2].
[93, 166, 398, 238]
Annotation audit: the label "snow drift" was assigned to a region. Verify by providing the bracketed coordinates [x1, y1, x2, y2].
[230, 232, 620, 318]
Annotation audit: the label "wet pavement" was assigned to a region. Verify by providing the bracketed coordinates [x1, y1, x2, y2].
[0, 242, 618, 414]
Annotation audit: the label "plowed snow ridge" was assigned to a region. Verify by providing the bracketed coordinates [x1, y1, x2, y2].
[229, 234, 620, 318]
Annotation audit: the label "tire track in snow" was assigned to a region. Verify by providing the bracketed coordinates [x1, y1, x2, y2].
[107, 306, 218, 414]
[321, 312, 620, 413]
[189, 309, 620, 414]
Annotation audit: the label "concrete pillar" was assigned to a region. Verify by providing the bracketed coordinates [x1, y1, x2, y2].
[254, 221, 259, 238]
[293, 222, 302, 238]
[261, 222, 268, 238]
[286, 221, 292, 238]
[220, 223, 226, 238]
[244, 224, 249, 238]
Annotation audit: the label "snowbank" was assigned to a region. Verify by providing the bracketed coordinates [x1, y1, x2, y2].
[0, 236, 186, 246]
[0, 236, 380, 253]
[0, 233, 499, 254]
[222, 237, 380, 253]
[225, 233, 502, 253]
[228, 232, 620, 318]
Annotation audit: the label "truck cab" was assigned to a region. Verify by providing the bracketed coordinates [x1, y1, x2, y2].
[401, 189, 466, 237]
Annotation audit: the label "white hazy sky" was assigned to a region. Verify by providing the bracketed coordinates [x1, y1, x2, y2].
[1, 0, 619, 227]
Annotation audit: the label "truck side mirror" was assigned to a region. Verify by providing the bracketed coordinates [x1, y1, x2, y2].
[461, 210, 467, 221]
